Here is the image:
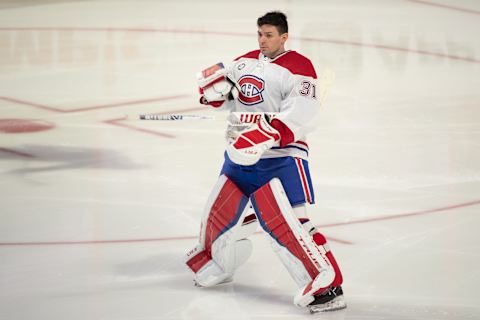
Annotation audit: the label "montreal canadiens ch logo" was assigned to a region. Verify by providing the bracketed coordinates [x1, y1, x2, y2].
[238, 75, 265, 106]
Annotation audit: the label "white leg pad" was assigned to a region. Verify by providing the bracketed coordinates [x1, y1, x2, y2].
[185, 175, 254, 287]
[251, 178, 336, 305]
[190, 238, 253, 287]
[269, 237, 312, 287]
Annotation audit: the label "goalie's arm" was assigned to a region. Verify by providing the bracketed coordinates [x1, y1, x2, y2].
[275, 68, 320, 142]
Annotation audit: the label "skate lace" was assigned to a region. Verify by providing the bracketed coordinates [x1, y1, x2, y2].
[321, 287, 338, 297]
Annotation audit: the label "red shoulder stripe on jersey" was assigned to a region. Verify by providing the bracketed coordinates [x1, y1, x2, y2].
[234, 50, 261, 61]
[271, 51, 317, 79]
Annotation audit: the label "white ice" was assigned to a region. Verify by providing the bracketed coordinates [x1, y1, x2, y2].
[1, 1, 480, 319]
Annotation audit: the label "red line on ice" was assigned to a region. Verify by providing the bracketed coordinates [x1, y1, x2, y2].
[0, 27, 478, 64]
[0, 95, 189, 114]
[0, 199, 478, 247]
[319, 199, 480, 228]
[405, 0, 480, 16]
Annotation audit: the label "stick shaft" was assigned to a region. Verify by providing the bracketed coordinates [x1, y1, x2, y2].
[139, 114, 214, 120]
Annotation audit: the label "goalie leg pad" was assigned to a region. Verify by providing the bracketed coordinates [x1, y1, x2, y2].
[250, 178, 336, 306]
[185, 175, 253, 287]
[186, 239, 253, 287]
[312, 232, 344, 288]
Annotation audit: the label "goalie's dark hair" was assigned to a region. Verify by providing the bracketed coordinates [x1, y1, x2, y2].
[257, 11, 288, 35]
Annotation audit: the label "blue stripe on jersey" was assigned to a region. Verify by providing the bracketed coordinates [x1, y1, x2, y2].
[271, 145, 309, 155]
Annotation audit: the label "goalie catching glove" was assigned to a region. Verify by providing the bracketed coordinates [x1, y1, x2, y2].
[197, 62, 239, 104]
[226, 113, 280, 166]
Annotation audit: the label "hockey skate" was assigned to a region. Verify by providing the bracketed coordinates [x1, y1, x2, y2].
[307, 286, 346, 313]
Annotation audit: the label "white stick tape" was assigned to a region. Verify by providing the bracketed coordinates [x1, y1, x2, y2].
[139, 114, 214, 121]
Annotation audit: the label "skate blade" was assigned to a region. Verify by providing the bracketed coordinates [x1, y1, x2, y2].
[194, 276, 233, 287]
[308, 295, 347, 313]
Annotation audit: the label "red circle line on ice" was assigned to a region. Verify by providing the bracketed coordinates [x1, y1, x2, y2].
[0, 119, 55, 133]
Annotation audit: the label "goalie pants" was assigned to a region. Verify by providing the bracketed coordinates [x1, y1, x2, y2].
[220, 153, 315, 206]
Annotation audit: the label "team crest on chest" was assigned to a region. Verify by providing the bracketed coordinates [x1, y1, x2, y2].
[238, 75, 265, 106]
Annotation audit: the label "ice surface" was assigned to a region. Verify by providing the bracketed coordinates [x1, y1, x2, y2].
[1, 1, 479, 319]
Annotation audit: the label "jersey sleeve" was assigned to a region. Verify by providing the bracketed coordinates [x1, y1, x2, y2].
[275, 66, 320, 143]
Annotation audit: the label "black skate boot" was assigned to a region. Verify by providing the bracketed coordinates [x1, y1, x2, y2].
[308, 286, 346, 313]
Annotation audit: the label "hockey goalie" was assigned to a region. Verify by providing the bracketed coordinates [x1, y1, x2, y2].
[185, 11, 346, 314]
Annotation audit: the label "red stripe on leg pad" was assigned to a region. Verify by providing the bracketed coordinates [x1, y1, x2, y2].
[186, 176, 250, 285]
[186, 249, 211, 273]
[312, 232, 344, 287]
[252, 181, 321, 279]
[204, 178, 246, 254]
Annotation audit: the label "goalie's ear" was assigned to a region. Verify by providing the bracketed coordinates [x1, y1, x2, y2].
[280, 32, 288, 45]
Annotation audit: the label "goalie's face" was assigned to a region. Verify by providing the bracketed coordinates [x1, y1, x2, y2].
[257, 24, 288, 59]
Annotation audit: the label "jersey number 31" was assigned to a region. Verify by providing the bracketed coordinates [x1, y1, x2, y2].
[299, 80, 317, 99]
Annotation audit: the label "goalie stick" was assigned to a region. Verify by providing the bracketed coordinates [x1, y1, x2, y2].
[139, 114, 214, 121]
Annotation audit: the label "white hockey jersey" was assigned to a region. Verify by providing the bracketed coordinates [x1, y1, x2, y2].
[220, 50, 320, 160]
